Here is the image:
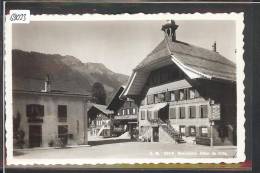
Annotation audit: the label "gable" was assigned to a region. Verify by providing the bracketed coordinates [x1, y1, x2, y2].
[122, 36, 236, 97]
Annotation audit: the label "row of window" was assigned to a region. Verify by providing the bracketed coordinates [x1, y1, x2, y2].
[96, 120, 105, 126]
[26, 104, 68, 122]
[143, 87, 200, 105]
[139, 125, 209, 137]
[179, 126, 209, 137]
[169, 105, 208, 119]
[117, 108, 137, 116]
[140, 105, 208, 120]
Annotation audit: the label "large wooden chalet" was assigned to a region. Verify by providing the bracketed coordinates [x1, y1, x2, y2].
[87, 104, 114, 138]
[120, 21, 236, 146]
[107, 86, 138, 139]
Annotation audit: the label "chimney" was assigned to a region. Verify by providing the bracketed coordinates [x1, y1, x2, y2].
[44, 74, 51, 92]
[212, 41, 217, 52]
[161, 20, 179, 42]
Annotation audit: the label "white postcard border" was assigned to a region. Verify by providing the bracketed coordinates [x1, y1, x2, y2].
[4, 12, 245, 165]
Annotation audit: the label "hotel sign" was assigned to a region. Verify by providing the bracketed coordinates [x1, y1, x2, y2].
[114, 115, 137, 120]
[210, 104, 221, 121]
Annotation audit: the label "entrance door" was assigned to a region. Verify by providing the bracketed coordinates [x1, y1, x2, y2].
[58, 125, 68, 145]
[153, 127, 159, 142]
[29, 125, 42, 148]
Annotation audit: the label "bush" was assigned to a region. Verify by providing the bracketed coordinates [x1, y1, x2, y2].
[48, 140, 54, 147]
[15, 130, 25, 149]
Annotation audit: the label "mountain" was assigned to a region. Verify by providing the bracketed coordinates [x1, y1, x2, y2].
[12, 49, 129, 103]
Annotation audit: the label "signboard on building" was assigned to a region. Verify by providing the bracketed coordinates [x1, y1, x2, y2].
[210, 104, 221, 121]
[114, 115, 137, 120]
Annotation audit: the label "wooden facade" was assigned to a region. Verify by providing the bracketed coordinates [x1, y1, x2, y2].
[113, 99, 138, 138]
[137, 65, 236, 145]
[107, 87, 138, 138]
[87, 104, 114, 138]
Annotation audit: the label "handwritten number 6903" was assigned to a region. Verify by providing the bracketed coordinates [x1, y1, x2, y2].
[10, 13, 26, 22]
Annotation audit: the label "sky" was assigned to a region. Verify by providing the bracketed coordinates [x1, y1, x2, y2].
[12, 20, 236, 76]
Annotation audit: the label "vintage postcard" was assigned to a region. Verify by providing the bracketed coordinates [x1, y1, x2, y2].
[4, 13, 245, 165]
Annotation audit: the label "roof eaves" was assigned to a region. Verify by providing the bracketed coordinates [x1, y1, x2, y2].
[13, 89, 91, 98]
[120, 72, 137, 98]
[107, 86, 125, 110]
[171, 54, 212, 80]
[92, 104, 114, 115]
[164, 34, 212, 80]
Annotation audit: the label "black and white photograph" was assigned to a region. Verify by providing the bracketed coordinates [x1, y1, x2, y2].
[4, 13, 245, 165]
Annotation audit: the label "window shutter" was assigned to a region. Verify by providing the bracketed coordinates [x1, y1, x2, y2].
[202, 105, 208, 118]
[199, 106, 202, 118]
[169, 108, 176, 119]
[40, 105, 44, 117]
[165, 91, 171, 101]
[180, 107, 185, 119]
[26, 105, 31, 117]
[175, 90, 180, 101]
[169, 108, 172, 119]
[183, 89, 187, 100]
[188, 106, 191, 118]
[154, 111, 158, 119]
[199, 127, 202, 136]
[196, 126, 200, 137]
[191, 106, 196, 118]
[186, 88, 190, 99]
[147, 95, 154, 105]
[141, 110, 145, 120]
[147, 111, 151, 120]
[185, 126, 189, 137]
[173, 108, 176, 119]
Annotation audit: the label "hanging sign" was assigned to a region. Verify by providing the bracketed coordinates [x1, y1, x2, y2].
[210, 104, 221, 121]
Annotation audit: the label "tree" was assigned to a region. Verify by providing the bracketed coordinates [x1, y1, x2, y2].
[91, 82, 107, 105]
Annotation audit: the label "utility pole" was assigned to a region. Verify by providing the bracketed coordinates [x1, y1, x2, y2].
[210, 120, 214, 147]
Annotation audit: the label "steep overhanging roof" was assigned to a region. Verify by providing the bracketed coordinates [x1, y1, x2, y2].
[122, 33, 236, 97]
[170, 54, 211, 80]
[88, 103, 114, 115]
[107, 86, 125, 111]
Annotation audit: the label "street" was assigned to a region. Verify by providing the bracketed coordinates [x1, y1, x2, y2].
[14, 141, 237, 159]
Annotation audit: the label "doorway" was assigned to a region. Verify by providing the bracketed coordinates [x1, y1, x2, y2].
[58, 125, 68, 145]
[153, 127, 159, 142]
[29, 125, 42, 148]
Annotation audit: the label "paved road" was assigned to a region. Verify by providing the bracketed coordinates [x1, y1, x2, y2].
[14, 142, 237, 159]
